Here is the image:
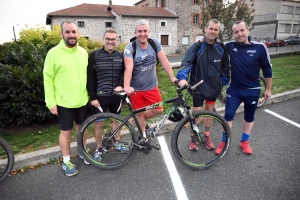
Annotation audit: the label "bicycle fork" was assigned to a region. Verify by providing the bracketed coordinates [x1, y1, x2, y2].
[188, 110, 203, 143]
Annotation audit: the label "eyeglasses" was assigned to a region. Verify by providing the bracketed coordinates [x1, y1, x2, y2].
[104, 38, 117, 42]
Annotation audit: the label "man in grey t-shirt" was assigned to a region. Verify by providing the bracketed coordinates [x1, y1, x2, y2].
[123, 19, 177, 138]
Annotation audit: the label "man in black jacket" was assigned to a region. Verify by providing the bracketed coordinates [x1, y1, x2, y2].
[176, 19, 230, 151]
[87, 28, 127, 162]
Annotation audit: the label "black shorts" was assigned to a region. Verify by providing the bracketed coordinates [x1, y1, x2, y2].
[93, 96, 122, 114]
[57, 104, 89, 131]
[193, 96, 216, 107]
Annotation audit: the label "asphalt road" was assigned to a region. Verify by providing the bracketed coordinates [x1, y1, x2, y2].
[1, 97, 299, 200]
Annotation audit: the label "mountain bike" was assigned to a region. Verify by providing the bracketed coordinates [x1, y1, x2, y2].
[77, 81, 231, 170]
[0, 137, 14, 183]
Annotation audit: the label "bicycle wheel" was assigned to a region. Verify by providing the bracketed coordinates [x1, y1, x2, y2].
[0, 137, 14, 182]
[257, 76, 267, 108]
[77, 113, 138, 170]
[171, 110, 231, 170]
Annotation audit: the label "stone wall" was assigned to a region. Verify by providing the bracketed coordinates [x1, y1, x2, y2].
[52, 16, 115, 41]
[119, 17, 178, 55]
[51, 15, 177, 55]
[135, 0, 204, 54]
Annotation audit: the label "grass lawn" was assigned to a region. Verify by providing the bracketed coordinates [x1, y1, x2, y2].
[1, 54, 300, 155]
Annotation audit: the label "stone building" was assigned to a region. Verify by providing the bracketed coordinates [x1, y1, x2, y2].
[134, 0, 209, 53]
[46, 0, 300, 54]
[46, 2, 178, 54]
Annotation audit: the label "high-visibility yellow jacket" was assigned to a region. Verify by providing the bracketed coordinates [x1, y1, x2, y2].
[43, 40, 88, 109]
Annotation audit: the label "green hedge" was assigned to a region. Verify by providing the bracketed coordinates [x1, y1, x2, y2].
[0, 41, 54, 127]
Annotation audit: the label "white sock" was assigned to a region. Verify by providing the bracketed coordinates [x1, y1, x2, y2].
[63, 155, 70, 163]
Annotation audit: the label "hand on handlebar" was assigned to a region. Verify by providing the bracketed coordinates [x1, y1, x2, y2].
[178, 80, 188, 88]
[123, 86, 135, 95]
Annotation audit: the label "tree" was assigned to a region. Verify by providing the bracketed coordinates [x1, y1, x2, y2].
[199, 0, 255, 42]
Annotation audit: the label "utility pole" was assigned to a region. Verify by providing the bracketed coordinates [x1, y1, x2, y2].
[13, 26, 16, 41]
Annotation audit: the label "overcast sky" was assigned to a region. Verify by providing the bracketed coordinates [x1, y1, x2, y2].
[0, 0, 139, 44]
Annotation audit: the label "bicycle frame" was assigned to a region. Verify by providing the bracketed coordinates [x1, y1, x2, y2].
[106, 86, 199, 144]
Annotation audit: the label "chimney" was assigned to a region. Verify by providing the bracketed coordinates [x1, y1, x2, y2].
[109, 0, 112, 6]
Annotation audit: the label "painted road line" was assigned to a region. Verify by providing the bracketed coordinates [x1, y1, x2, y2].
[265, 109, 300, 128]
[158, 136, 188, 200]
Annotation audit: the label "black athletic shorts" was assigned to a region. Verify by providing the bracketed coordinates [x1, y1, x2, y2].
[93, 96, 122, 114]
[193, 96, 216, 107]
[57, 103, 89, 131]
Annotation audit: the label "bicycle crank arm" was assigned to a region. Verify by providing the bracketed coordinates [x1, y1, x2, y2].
[143, 143, 161, 150]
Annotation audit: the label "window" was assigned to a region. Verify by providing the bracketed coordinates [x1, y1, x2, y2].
[204, 0, 208, 5]
[295, 7, 300, 15]
[281, 6, 294, 14]
[292, 24, 300, 33]
[105, 22, 112, 27]
[279, 23, 292, 33]
[285, 24, 291, 33]
[160, 35, 169, 45]
[193, 14, 199, 24]
[77, 21, 84, 27]
[193, 0, 199, 4]
[160, 21, 167, 26]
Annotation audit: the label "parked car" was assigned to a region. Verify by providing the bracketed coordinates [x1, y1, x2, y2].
[283, 36, 300, 45]
[269, 39, 287, 47]
[258, 40, 271, 48]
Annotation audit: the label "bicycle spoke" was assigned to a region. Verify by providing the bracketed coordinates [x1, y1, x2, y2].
[77, 113, 138, 170]
[171, 110, 231, 170]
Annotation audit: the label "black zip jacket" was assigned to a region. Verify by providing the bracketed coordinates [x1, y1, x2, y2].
[177, 39, 230, 99]
[87, 48, 124, 100]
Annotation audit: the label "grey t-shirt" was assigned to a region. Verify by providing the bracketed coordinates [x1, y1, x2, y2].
[124, 38, 162, 91]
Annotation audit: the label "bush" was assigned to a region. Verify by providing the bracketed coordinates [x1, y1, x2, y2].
[0, 26, 130, 128]
[117, 42, 129, 53]
[0, 41, 54, 127]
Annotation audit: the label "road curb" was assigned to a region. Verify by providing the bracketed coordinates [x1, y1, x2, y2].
[13, 89, 300, 169]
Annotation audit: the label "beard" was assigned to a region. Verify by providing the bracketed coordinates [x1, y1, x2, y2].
[64, 37, 77, 47]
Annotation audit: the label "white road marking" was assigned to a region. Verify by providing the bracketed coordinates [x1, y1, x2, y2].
[158, 136, 188, 200]
[265, 109, 300, 128]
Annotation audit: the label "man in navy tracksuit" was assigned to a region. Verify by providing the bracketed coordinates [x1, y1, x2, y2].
[215, 20, 272, 155]
[177, 19, 230, 151]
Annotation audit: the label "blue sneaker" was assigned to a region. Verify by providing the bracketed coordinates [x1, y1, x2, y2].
[79, 149, 90, 165]
[62, 161, 78, 176]
[114, 142, 129, 152]
[94, 148, 103, 162]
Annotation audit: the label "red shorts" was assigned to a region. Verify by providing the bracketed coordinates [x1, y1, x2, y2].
[130, 86, 163, 110]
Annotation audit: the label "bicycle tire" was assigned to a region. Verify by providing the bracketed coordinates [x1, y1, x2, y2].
[171, 110, 231, 170]
[77, 113, 138, 170]
[257, 76, 267, 108]
[0, 137, 14, 183]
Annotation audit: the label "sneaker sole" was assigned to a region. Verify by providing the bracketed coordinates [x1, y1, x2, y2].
[79, 156, 91, 165]
[189, 147, 198, 151]
[84, 160, 90, 165]
[205, 145, 215, 150]
[65, 171, 78, 177]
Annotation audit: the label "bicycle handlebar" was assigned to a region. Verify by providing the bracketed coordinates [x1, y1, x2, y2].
[113, 80, 204, 97]
[176, 80, 203, 93]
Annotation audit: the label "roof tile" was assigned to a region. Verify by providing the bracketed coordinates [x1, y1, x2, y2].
[47, 3, 177, 18]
